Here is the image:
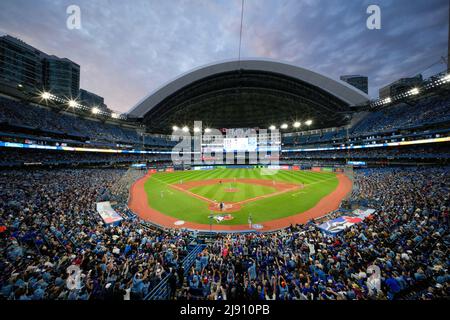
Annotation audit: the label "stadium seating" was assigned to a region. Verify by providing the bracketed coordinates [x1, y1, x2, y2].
[0, 166, 448, 300]
[0, 148, 172, 167]
[351, 96, 450, 134]
[0, 90, 449, 300]
[0, 169, 194, 300]
[2, 94, 450, 153]
[0, 96, 176, 148]
[283, 94, 450, 149]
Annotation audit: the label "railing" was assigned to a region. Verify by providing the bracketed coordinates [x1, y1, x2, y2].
[144, 243, 206, 300]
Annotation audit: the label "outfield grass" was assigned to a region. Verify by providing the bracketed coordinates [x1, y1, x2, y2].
[143, 168, 338, 225]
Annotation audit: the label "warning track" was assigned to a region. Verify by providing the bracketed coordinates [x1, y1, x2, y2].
[128, 172, 352, 232]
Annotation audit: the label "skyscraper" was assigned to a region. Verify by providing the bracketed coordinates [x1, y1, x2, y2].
[79, 88, 107, 110]
[41, 54, 80, 98]
[340, 75, 368, 94]
[0, 35, 43, 90]
[0, 35, 80, 98]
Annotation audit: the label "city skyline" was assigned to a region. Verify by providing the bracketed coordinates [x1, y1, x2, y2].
[0, 0, 448, 113]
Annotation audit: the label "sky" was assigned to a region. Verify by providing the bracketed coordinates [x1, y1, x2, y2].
[0, 0, 448, 113]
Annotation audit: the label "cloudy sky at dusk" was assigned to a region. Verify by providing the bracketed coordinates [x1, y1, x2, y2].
[0, 0, 448, 113]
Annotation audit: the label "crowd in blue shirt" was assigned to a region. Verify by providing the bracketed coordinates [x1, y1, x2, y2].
[177, 167, 449, 300]
[0, 169, 191, 300]
[0, 166, 448, 300]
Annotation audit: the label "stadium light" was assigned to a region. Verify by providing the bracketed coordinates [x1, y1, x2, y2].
[293, 121, 301, 128]
[280, 123, 288, 129]
[269, 125, 276, 130]
[305, 120, 313, 126]
[204, 128, 211, 133]
[68, 100, 77, 108]
[193, 127, 200, 133]
[92, 107, 100, 114]
[182, 126, 189, 132]
[111, 112, 119, 119]
[41, 92, 51, 100]
[408, 88, 419, 95]
[172, 126, 179, 131]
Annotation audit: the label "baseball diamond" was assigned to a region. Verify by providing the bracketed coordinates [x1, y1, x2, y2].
[128, 168, 352, 231]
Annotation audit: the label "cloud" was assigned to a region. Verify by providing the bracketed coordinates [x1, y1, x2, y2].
[0, 0, 447, 112]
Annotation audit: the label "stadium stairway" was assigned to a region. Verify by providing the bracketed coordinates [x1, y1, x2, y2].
[144, 243, 206, 300]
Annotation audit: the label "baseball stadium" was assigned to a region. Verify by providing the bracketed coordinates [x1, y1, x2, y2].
[0, 0, 449, 305]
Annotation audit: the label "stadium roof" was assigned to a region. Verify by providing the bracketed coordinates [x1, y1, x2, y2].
[128, 59, 369, 133]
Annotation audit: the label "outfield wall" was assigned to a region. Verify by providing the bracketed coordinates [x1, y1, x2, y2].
[188, 164, 351, 173]
[125, 165, 354, 234]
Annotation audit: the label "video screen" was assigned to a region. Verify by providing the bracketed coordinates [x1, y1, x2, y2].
[223, 137, 257, 152]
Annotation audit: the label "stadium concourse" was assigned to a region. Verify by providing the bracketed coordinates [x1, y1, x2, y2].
[0, 61, 449, 301]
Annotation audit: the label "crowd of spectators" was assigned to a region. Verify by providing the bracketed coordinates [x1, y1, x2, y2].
[283, 94, 450, 148]
[352, 95, 450, 134]
[1, 142, 448, 169]
[0, 97, 175, 147]
[1, 93, 449, 154]
[177, 167, 449, 300]
[107, 169, 147, 204]
[0, 148, 172, 167]
[0, 169, 192, 300]
[283, 144, 450, 162]
[0, 166, 448, 300]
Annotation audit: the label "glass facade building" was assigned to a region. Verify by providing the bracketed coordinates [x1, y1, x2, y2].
[0, 35, 43, 90]
[340, 75, 368, 94]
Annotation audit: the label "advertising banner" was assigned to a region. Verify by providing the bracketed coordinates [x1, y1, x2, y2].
[317, 216, 363, 234]
[317, 208, 375, 234]
[96, 202, 123, 225]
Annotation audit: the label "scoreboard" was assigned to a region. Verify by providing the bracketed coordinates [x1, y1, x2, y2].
[201, 128, 280, 153]
[223, 137, 257, 152]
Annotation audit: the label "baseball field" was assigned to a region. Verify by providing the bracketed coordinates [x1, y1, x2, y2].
[128, 168, 353, 231]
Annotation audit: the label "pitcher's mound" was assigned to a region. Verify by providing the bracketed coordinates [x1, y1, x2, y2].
[224, 188, 239, 193]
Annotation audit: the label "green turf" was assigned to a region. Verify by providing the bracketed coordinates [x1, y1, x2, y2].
[143, 168, 339, 225]
[189, 181, 278, 202]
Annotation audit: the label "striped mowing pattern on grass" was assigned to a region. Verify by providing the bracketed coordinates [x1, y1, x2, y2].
[143, 168, 338, 225]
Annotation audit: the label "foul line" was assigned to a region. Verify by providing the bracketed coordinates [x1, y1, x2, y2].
[149, 174, 337, 207]
[168, 180, 302, 207]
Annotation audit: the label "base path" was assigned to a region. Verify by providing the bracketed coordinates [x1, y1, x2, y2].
[170, 178, 300, 213]
[128, 173, 353, 232]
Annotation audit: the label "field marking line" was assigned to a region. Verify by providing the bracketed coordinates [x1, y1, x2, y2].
[169, 184, 217, 204]
[150, 176, 173, 186]
[167, 179, 301, 207]
[148, 176, 176, 196]
[291, 191, 307, 197]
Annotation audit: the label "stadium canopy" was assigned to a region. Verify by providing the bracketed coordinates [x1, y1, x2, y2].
[128, 59, 369, 133]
